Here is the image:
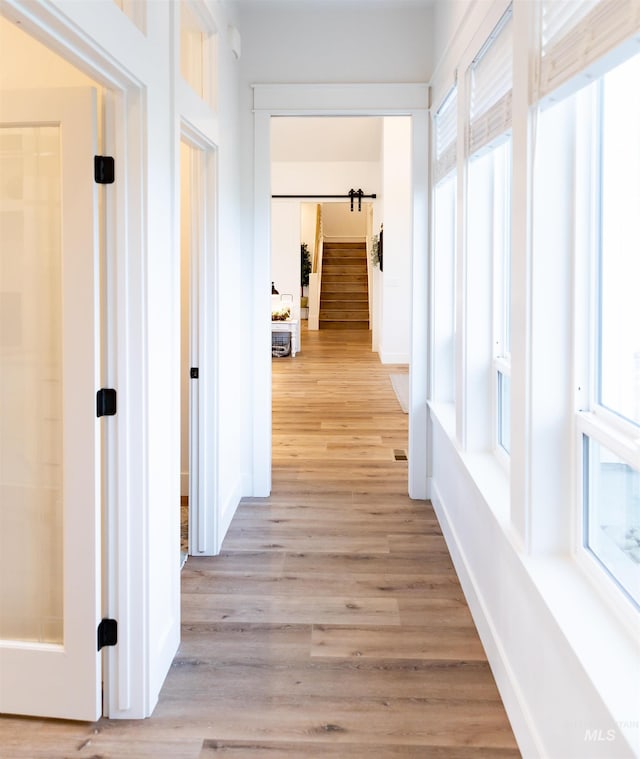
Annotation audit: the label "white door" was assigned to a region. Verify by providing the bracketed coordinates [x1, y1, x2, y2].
[181, 135, 219, 555]
[0, 88, 102, 720]
[182, 140, 203, 555]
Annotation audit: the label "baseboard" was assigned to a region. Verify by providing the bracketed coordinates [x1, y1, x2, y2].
[379, 350, 410, 364]
[180, 471, 189, 498]
[430, 481, 545, 758]
[217, 477, 244, 552]
[241, 471, 252, 497]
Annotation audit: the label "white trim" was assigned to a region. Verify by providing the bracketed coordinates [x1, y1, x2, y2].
[102, 66, 150, 725]
[252, 109, 272, 497]
[253, 82, 429, 113]
[577, 413, 640, 474]
[379, 351, 411, 365]
[217, 476, 244, 553]
[409, 108, 430, 500]
[179, 122, 221, 557]
[182, 0, 218, 36]
[574, 422, 640, 631]
[251, 83, 430, 501]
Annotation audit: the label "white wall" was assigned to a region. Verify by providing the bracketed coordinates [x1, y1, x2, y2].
[271, 160, 380, 197]
[0, 17, 96, 88]
[431, 0, 474, 72]
[213, 4, 252, 529]
[300, 202, 317, 269]
[379, 116, 412, 364]
[271, 200, 301, 320]
[321, 201, 367, 241]
[238, 2, 433, 85]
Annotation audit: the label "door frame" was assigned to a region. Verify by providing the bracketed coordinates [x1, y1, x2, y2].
[0, 1, 150, 718]
[251, 83, 431, 500]
[180, 122, 220, 556]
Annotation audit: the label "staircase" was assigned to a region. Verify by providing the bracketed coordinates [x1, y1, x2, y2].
[319, 241, 369, 329]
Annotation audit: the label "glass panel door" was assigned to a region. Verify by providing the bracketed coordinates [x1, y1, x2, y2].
[0, 87, 101, 722]
[0, 125, 64, 644]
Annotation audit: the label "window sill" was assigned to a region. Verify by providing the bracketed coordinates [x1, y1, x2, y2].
[428, 400, 511, 533]
[523, 553, 640, 750]
[428, 401, 640, 754]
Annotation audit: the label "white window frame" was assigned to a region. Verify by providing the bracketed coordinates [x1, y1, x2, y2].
[573, 54, 640, 616]
[492, 139, 512, 465]
[179, 0, 218, 109]
[112, 0, 147, 33]
[431, 170, 457, 405]
[432, 84, 458, 409]
[461, 3, 514, 463]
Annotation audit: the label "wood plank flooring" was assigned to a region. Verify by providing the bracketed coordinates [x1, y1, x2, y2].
[0, 326, 520, 758]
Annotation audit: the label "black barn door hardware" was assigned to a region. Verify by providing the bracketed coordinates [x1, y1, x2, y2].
[271, 188, 376, 212]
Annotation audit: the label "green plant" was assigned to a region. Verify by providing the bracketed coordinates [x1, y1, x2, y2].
[300, 242, 311, 291]
[370, 234, 380, 268]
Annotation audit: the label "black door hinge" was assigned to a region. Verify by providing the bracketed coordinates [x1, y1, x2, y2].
[190, 367, 199, 379]
[96, 388, 117, 417]
[97, 618, 117, 651]
[94, 155, 115, 184]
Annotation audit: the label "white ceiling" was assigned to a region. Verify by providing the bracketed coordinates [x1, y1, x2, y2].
[271, 116, 383, 162]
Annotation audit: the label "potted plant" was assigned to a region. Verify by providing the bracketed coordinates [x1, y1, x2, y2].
[300, 242, 311, 318]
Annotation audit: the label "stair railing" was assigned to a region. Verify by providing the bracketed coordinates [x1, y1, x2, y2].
[308, 204, 323, 330]
[365, 205, 374, 327]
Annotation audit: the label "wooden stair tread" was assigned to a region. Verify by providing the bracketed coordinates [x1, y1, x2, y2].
[319, 240, 369, 329]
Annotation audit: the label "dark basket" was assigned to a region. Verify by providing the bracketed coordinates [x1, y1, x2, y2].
[272, 331, 291, 357]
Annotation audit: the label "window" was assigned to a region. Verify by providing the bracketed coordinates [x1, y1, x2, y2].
[598, 53, 640, 429]
[583, 437, 640, 608]
[180, 0, 218, 108]
[432, 87, 457, 402]
[433, 173, 456, 402]
[492, 140, 511, 456]
[581, 49, 640, 610]
[465, 6, 513, 460]
[112, 0, 146, 33]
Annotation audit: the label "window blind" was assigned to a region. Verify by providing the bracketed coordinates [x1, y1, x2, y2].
[434, 86, 457, 184]
[539, 0, 640, 99]
[468, 7, 513, 156]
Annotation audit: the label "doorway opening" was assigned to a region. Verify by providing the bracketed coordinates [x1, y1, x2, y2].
[269, 115, 412, 483]
[179, 140, 193, 566]
[252, 93, 429, 500]
[179, 129, 219, 559]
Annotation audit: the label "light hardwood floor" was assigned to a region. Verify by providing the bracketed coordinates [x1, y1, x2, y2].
[0, 326, 520, 758]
